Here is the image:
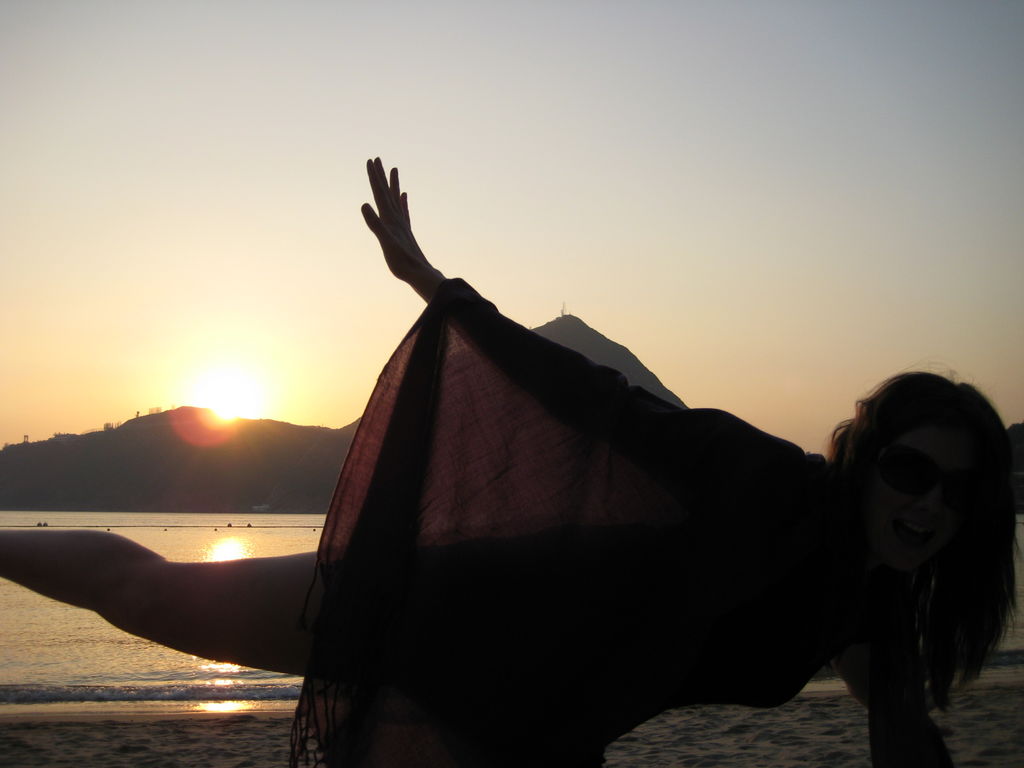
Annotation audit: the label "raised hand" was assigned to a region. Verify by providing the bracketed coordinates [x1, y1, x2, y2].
[361, 157, 446, 302]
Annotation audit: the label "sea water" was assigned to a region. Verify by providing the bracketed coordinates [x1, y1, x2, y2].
[1, 512, 1022, 715]
[0, 511, 323, 715]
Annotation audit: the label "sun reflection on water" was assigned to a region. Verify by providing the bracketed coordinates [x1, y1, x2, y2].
[188, 538, 265, 717]
[204, 537, 252, 562]
[197, 701, 251, 713]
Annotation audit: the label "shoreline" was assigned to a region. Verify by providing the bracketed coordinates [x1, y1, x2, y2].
[4, 663, 1022, 719]
[0, 701, 297, 722]
[0, 674, 1021, 767]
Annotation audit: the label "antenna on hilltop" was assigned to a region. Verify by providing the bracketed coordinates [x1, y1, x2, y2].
[560, 301, 566, 318]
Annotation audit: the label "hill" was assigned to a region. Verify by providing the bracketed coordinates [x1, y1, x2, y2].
[0, 408, 356, 514]
[532, 314, 685, 408]
[1008, 422, 1023, 472]
[1008, 422, 1024, 512]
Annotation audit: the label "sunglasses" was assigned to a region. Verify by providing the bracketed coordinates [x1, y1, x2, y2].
[876, 444, 976, 514]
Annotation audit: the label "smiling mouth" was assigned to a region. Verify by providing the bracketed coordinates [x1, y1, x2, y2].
[893, 519, 935, 548]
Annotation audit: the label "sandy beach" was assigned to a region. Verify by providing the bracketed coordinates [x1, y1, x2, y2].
[0, 676, 1021, 768]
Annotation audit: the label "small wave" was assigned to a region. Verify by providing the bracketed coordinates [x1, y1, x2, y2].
[4, 651, 1021, 706]
[987, 648, 1024, 668]
[0, 683, 302, 705]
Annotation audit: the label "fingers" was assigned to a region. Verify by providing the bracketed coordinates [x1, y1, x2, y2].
[364, 156, 412, 230]
[366, 158, 392, 217]
[361, 202, 382, 235]
[389, 166, 402, 210]
[366, 157, 407, 217]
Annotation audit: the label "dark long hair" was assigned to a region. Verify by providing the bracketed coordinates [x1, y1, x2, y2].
[829, 372, 1016, 708]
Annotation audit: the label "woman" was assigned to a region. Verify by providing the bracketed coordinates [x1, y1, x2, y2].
[0, 160, 1016, 768]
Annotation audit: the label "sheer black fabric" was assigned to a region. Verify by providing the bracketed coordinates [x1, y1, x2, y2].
[290, 279, 947, 767]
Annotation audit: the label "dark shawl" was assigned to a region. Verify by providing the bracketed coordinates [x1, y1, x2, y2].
[291, 279, 949, 767]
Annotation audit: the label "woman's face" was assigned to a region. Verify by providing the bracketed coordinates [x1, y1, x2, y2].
[861, 424, 976, 572]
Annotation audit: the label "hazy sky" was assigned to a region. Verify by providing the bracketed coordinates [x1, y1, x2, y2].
[2, 0, 1022, 454]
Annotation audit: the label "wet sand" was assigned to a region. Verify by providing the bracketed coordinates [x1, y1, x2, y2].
[0, 677, 1020, 767]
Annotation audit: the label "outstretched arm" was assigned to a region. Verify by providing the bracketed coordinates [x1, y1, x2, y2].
[0, 530, 320, 675]
[361, 157, 446, 302]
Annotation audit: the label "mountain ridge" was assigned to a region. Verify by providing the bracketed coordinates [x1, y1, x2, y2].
[532, 314, 685, 409]
[0, 409, 358, 513]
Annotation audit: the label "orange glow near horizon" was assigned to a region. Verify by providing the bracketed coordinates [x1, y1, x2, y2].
[170, 406, 239, 447]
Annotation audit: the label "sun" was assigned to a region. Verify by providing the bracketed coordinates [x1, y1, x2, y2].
[188, 366, 267, 421]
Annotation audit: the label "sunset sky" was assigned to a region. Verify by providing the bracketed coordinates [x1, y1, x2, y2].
[2, 1, 1022, 455]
